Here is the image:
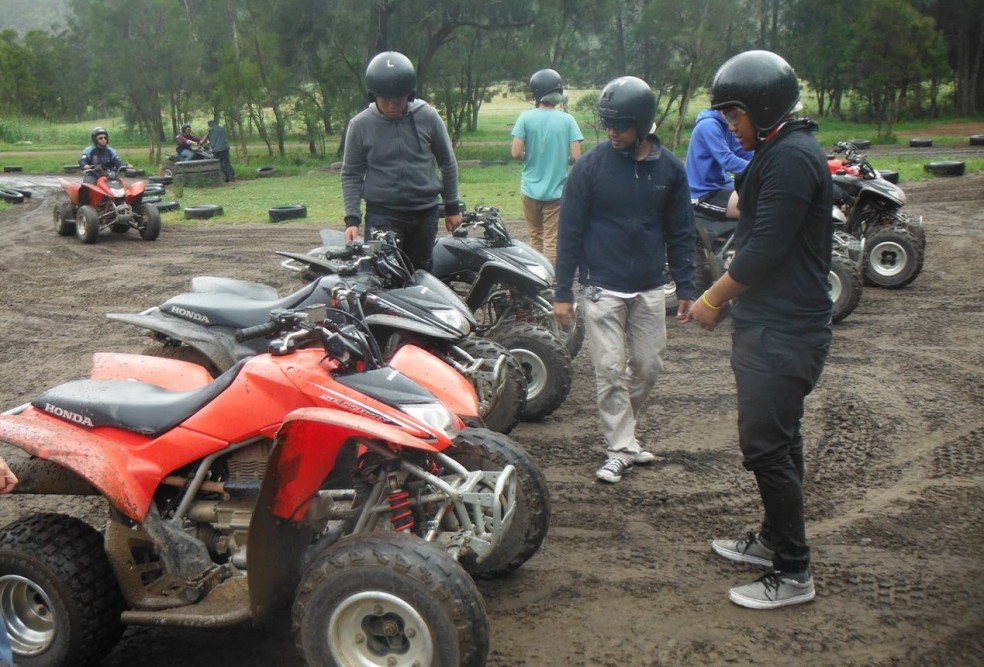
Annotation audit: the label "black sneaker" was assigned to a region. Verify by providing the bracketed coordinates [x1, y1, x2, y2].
[595, 457, 631, 483]
[729, 571, 815, 610]
[711, 532, 774, 568]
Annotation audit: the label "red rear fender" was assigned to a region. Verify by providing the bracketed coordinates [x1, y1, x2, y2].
[90, 352, 213, 390]
[268, 407, 445, 521]
[59, 179, 81, 203]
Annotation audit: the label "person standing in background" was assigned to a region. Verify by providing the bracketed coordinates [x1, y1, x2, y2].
[206, 119, 235, 183]
[511, 69, 583, 265]
[341, 51, 462, 271]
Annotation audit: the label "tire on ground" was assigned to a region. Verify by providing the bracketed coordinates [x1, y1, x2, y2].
[877, 169, 899, 184]
[139, 203, 162, 240]
[53, 202, 76, 236]
[153, 200, 180, 212]
[923, 161, 965, 177]
[292, 532, 489, 667]
[184, 205, 224, 220]
[970, 134, 984, 146]
[268, 204, 308, 222]
[908, 138, 932, 147]
[454, 336, 526, 435]
[256, 165, 277, 177]
[829, 253, 863, 324]
[446, 427, 550, 577]
[488, 322, 572, 421]
[0, 513, 126, 666]
[864, 225, 923, 289]
[844, 139, 871, 149]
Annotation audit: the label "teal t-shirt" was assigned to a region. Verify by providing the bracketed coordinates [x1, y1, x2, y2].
[512, 108, 583, 201]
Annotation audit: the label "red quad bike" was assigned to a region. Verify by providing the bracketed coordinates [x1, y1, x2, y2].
[53, 166, 162, 244]
[0, 307, 549, 667]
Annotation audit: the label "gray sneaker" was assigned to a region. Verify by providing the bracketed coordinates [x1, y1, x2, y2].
[631, 449, 657, 464]
[711, 532, 774, 568]
[729, 571, 815, 610]
[596, 457, 631, 483]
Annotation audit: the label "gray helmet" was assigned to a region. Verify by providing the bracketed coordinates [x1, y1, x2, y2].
[529, 69, 563, 104]
[710, 50, 800, 132]
[365, 51, 416, 102]
[596, 76, 656, 139]
[91, 127, 108, 144]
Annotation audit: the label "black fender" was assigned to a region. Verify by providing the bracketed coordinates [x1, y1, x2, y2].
[190, 276, 280, 300]
[465, 261, 549, 312]
[106, 309, 250, 371]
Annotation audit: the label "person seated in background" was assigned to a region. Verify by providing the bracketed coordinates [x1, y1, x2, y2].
[79, 127, 129, 185]
[176, 123, 206, 161]
[685, 108, 755, 219]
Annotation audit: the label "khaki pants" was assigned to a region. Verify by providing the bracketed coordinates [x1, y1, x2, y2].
[521, 196, 561, 265]
[583, 286, 667, 460]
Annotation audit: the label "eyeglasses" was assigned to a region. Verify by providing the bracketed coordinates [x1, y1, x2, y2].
[722, 108, 746, 126]
[601, 117, 635, 133]
[96, 135, 108, 141]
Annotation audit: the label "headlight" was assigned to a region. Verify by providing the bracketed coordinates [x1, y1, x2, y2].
[402, 402, 460, 438]
[525, 264, 551, 282]
[111, 188, 125, 197]
[432, 308, 469, 335]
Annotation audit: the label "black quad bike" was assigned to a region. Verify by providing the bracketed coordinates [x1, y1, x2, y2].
[109, 237, 528, 435]
[828, 141, 924, 289]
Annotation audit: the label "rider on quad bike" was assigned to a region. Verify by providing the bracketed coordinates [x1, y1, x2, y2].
[80, 127, 131, 197]
[175, 123, 208, 161]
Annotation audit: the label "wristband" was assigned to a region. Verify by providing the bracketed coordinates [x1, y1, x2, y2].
[700, 292, 722, 311]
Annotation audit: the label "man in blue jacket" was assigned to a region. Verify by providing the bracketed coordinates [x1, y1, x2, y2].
[686, 108, 754, 219]
[554, 76, 697, 484]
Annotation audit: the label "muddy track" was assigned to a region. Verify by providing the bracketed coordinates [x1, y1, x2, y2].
[0, 171, 981, 666]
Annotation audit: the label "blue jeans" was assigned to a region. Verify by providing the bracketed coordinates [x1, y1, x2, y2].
[731, 324, 831, 573]
[179, 148, 196, 161]
[582, 286, 667, 461]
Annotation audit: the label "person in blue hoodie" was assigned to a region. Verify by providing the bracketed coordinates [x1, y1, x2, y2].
[554, 76, 697, 484]
[685, 108, 755, 219]
[341, 51, 462, 271]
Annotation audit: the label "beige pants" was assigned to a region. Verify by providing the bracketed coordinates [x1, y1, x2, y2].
[521, 196, 561, 265]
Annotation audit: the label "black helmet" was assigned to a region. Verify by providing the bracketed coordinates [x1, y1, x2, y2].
[365, 51, 416, 102]
[91, 127, 108, 144]
[529, 69, 563, 104]
[181, 123, 192, 132]
[710, 50, 800, 132]
[596, 76, 656, 139]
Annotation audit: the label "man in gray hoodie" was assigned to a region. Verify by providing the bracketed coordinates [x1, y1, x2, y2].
[341, 51, 462, 271]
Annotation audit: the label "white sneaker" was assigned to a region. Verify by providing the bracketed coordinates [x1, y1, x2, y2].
[631, 449, 657, 464]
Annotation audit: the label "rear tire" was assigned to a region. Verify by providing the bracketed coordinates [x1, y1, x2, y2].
[454, 336, 526, 435]
[292, 532, 489, 667]
[446, 427, 550, 578]
[53, 203, 75, 236]
[75, 205, 100, 243]
[829, 253, 862, 323]
[0, 513, 125, 667]
[864, 225, 923, 289]
[489, 323, 572, 421]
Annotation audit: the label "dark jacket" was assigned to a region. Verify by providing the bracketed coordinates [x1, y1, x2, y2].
[206, 124, 229, 152]
[555, 137, 697, 303]
[79, 144, 123, 171]
[729, 119, 833, 332]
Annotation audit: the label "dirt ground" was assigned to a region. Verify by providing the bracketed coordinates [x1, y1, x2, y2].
[0, 159, 982, 666]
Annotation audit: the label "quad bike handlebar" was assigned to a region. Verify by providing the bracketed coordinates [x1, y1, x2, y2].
[457, 205, 511, 246]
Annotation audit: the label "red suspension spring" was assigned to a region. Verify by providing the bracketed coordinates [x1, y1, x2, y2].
[387, 490, 415, 532]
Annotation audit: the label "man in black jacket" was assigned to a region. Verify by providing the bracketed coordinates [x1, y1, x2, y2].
[684, 50, 833, 610]
[554, 76, 696, 484]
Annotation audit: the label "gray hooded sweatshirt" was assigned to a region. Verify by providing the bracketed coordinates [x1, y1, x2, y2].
[341, 99, 460, 227]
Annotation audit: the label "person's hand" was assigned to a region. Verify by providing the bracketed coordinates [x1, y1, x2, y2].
[675, 299, 694, 323]
[685, 294, 726, 331]
[0, 457, 18, 494]
[344, 226, 360, 243]
[445, 213, 463, 233]
[554, 302, 573, 328]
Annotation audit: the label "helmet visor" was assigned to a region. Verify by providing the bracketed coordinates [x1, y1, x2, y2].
[601, 117, 635, 133]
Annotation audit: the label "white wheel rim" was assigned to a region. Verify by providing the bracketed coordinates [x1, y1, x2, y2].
[0, 574, 56, 656]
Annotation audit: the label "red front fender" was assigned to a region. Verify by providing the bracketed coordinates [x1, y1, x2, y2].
[266, 407, 446, 522]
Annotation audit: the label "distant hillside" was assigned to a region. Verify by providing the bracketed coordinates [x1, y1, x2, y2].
[0, 0, 72, 35]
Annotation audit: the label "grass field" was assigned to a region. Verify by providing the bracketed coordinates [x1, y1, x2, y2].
[2, 91, 982, 223]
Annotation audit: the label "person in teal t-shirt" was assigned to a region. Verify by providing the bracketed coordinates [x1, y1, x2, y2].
[511, 69, 583, 265]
